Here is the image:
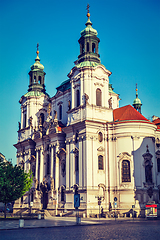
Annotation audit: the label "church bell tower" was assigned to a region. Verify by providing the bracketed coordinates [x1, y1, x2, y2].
[78, 4, 100, 64]
[28, 43, 46, 94]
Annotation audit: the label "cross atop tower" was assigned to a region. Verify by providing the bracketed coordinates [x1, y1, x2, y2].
[87, 3, 90, 13]
[36, 43, 39, 56]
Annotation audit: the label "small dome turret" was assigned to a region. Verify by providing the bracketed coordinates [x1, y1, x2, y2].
[133, 84, 142, 113]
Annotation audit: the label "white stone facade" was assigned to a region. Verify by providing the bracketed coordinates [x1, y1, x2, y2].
[14, 14, 160, 218]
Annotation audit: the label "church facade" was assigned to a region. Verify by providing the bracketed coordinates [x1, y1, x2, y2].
[14, 10, 160, 217]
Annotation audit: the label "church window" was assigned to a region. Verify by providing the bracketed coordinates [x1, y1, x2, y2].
[87, 42, 89, 52]
[38, 76, 41, 84]
[122, 160, 131, 182]
[59, 105, 62, 120]
[34, 75, 36, 83]
[98, 132, 103, 142]
[38, 150, 40, 182]
[75, 155, 79, 171]
[76, 89, 80, 107]
[157, 158, 160, 172]
[96, 88, 102, 106]
[92, 43, 96, 53]
[82, 43, 84, 53]
[23, 113, 27, 128]
[46, 154, 50, 175]
[98, 155, 103, 170]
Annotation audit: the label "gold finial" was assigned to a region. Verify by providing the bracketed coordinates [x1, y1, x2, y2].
[36, 43, 39, 56]
[86, 3, 90, 18]
[136, 83, 138, 92]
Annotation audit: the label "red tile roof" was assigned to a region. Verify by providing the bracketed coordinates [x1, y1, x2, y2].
[152, 118, 160, 125]
[113, 105, 149, 122]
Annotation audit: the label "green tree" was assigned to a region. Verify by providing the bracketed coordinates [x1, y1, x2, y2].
[0, 160, 33, 218]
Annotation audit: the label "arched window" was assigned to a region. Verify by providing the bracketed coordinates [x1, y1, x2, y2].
[34, 75, 36, 83]
[59, 105, 62, 120]
[98, 155, 104, 170]
[76, 89, 80, 107]
[82, 43, 84, 53]
[122, 160, 131, 182]
[157, 158, 160, 172]
[38, 76, 41, 84]
[23, 113, 27, 128]
[46, 154, 50, 175]
[75, 155, 79, 171]
[96, 88, 102, 106]
[92, 43, 96, 53]
[87, 42, 89, 52]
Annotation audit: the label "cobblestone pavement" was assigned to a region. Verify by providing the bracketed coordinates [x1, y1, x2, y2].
[0, 216, 150, 230]
[0, 216, 102, 230]
[0, 220, 160, 240]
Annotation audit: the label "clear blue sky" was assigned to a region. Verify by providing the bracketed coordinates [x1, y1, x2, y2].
[0, 0, 160, 165]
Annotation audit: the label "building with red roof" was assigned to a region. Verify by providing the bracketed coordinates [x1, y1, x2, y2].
[14, 8, 160, 218]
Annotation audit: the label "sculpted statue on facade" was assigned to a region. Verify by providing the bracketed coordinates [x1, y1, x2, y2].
[50, 177, 54, 191]
[108, 97, 112, 109]
[29, 116, 33, 127]
[84, 93, 89, 105]
[68, 100, 71, 110]
[54, 110, 57, 119]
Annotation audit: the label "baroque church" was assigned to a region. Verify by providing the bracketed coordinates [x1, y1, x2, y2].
[14, 9, 160, 218]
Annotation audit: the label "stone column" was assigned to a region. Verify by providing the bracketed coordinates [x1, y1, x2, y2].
[35, 150, 39, 180]
[70, 142, 75, 187]
[55, 146, 60, 215]
[71, 81, 75, 109]
[40, 148, 44, 183]
[79, 139, 82, 188]
[66, 141, 70, 190]
[50, 146, 54, 178]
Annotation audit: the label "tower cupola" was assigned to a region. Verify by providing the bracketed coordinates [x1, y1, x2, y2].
[78, 4, 100, 64]
[28, 44, 46, 94]
[133, 84, 142, 113]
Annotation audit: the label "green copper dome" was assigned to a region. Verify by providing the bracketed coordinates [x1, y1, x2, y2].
[30, 55, 44, 71]
[133, 97, 142, 105]
[80, 17, 98, 37]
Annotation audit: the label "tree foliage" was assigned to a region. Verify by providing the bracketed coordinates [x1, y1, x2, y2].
[0, 160, 33, 207]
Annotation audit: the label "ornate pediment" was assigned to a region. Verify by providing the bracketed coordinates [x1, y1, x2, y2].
[97, 146, 105, 152]
[118, 152, 131, 161]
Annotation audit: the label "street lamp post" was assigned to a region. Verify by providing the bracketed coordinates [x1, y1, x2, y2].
[95, 196, 103, 218]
